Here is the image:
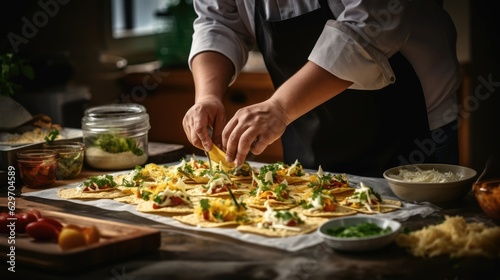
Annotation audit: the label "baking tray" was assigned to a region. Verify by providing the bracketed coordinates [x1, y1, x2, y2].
[0, 208, 161, 271]
[0, 128, 83, 171]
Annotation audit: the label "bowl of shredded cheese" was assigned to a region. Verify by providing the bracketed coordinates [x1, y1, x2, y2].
[383, 164, 477, 204]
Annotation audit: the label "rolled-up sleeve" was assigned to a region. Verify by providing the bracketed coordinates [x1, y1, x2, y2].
[189, 0, 255, 83]
[309, 0, 417, 90]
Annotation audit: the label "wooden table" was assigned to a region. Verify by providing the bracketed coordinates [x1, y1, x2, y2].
[1, 165, 499, 280]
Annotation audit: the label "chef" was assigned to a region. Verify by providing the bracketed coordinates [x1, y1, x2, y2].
[182, 0, 461, 177]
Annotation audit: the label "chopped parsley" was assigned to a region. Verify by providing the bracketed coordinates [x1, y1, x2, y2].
[326, 222, 392, 238]
[82, 174, 117, 188]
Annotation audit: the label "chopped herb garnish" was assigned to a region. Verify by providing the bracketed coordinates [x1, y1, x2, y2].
[44, 129, 60, 143]
[326, 222, 392, 238]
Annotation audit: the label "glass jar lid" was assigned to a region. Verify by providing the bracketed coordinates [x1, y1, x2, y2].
[81, 103, 150, 133]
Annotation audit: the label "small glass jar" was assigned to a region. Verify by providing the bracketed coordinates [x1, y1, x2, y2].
[43, 142, 86, 179]
[81, 103, 150, 170]
[473, 181, 500, 220]
[17, 149, 59, 188]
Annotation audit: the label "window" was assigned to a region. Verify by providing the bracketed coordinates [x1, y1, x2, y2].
[111, 0, 173, 38]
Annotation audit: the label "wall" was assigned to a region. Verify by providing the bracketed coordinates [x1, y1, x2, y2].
[4, 1, 496, 172]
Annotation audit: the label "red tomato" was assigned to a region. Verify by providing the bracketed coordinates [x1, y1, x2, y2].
[323, 203, 336, 212]
[16, 212, 38, 233]
[25, 221, 60, 241]
[169, 197, 186, 206]
[202, 210, 210, 221]
[28, 209, 42, 219]
[37, 217, 63, 231]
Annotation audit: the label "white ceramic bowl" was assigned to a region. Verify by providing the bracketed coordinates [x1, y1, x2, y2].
[317, 216, 401, 252]
[383, 164, 477, 204]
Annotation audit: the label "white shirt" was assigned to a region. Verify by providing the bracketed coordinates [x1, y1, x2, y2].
[189, 0, 461, 130]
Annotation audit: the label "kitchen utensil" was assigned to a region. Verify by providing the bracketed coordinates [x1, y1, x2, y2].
[0, 114, 55, 133]
[0, 96, 33, 130]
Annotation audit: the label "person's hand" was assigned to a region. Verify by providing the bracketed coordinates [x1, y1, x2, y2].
[222, 99, 288, 166]
[183, 97, 226, 152]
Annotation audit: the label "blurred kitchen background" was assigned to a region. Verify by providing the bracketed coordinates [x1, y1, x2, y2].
[0, 0, 498, 173]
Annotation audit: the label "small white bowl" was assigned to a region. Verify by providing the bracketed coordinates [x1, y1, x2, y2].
[317, 216, 401, 252]
[383, 164, 477, 204]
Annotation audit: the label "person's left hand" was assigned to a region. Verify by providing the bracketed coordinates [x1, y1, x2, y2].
[222, 99, 288, 166]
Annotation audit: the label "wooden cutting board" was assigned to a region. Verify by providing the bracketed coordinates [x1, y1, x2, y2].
[0, 209, 161, 272]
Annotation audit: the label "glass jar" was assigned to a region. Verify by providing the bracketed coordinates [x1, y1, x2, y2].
[81, 103, 150, 170]
[472, 153, 500, 220]
[42, 142, 86, 179]
[17, 149, 59, 188]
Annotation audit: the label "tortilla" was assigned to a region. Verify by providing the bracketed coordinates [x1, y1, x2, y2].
[294, 204, 357, 217]
[341, 198, 403, 214]
[114, 194, 143, 205]
[241, 194, 299, 210]
[186, 185, 250, 197]
[57, 187, 129, 199]
[136, 200, 194, 214]
[237, 216, 327, 237]
[208, 144, 235, 169]
[173, 214, 241, 228]
[172, 197, 262, 228]
[172, 207, 262, 228]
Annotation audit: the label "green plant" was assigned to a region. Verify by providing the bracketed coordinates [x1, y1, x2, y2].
[0, 53, 34, 96]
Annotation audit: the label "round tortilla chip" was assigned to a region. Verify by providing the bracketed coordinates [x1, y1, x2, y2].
[294, 204, 357, 217]
[172, 214, 241, 228]
[187, 186, 250, 197]
[57, 187, 129, 199]
[136, 200, 194, 214]
[114, 194, 144, 205]
[172, 205, 262, 228]
[236, 217, 327, 237]
[343, 199, 403, 214]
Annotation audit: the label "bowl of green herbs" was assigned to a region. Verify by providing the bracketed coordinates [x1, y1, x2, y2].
[317, 216, 401, 251]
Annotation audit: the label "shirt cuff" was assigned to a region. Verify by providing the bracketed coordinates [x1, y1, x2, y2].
[189, 30, 251, 85]
[308, 20, 395, 90]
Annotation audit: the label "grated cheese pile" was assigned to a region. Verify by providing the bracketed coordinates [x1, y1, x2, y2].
[0, 128, 63, 144]
[395, 216, 500, 258]
[389, 167, 461, 183]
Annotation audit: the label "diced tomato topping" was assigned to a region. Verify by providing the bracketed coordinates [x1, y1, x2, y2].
[202, 210, 210, 221]
[169, 196, 186, 206]
[323, 203, 336, 212]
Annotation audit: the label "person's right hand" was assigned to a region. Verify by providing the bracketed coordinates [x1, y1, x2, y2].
[182, 97, 227, 152]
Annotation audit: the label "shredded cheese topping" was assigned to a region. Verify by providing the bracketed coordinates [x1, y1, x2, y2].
[258, 201, 302, 231]
[389, 167, 462, 183]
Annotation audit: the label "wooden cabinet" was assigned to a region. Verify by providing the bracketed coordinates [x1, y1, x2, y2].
[122, 70, 283, 163]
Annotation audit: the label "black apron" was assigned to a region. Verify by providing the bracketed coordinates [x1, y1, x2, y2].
[254, 0, 433, 177]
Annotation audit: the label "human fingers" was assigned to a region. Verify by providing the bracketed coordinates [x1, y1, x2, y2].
[182, 105, 210, 151]
[223, 102, 287, 166]
[183, 101, 225, 151]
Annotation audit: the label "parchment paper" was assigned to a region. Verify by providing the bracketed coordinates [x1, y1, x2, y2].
[22, 162, 439, 252]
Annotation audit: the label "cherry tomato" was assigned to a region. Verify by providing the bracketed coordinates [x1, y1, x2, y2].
[27, 209, 42, 219]
[16, 212, 38, 233]
[25, 221, 60, 241]
[37, 217, 63, 231]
